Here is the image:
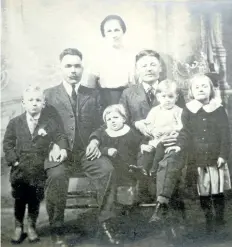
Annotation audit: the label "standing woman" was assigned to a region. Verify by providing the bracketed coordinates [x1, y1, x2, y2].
[90, 15, 134, 109]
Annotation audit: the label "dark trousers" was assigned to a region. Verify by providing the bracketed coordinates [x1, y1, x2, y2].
[12, 183, 43, 228]
[156, 151, 185, 199]
[45, 154, 116, 232]
[137, 150, 155, 172]
[138, 149, 185, 206]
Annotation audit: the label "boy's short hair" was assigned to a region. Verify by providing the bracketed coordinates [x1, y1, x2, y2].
[59, 48, 83, 62]
[103, 104, 127, 123]
[22, 85, 45, 100]
[100, 15, 126, 37]
[156, 79, 180, 95]
[188, 74, 216, 100]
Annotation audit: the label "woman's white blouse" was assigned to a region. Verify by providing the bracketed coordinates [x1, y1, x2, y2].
[90, 47, 134, 88]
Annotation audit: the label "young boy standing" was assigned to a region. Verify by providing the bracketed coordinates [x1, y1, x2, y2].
[3, 85, 68, 244]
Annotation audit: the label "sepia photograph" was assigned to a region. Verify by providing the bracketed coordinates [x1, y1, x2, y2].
[1, 0, 232, 246]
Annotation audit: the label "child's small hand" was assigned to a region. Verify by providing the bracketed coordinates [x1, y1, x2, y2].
[141, 144, 154, 154]
[108, 148, 118, 158]
[165, 146, 181, 154]
[217, 157, 226, 168]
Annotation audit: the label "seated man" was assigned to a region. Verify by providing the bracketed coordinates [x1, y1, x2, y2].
[44, 48, 119, 246]
[90, 50, 186, 225]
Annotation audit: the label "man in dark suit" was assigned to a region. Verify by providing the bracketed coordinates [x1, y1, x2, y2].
[44, 48, 118, 246]
[119, 50, 186, 233]
[120, 49, 185, 134]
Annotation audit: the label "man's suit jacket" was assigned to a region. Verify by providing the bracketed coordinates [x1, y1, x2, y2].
[119, 83, 185, 126]
[45, 83, 102, 152]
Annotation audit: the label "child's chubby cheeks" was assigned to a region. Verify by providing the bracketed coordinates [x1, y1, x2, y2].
[156, 89, 178, 110]
[105, 111, 125, 131]
[22, 91, 45, 116]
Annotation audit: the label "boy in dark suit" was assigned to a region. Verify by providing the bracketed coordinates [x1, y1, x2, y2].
[3, 85, 68, 244]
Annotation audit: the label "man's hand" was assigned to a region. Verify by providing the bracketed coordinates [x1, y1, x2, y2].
[49, 143, 61, 162]
[165, 146, 181, 153]
[56, 149, 68, 162]
[13, 161, 19, 167]
[108, 148, 118, 158]
[141, 144, 154, 154]
[135, 120, 152, 137]
[217, 157, 226, 168]
[86, 139, 101, 160]
[161, 132, 178, 147]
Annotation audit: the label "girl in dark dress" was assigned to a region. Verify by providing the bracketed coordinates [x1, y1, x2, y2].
[167, 74, 231, 234]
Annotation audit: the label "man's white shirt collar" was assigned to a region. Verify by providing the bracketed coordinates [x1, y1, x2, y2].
[142, 81, 159, 93]
[63, 81, 80, 97]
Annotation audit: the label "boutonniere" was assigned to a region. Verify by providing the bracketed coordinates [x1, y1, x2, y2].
[38, 128, 47, 136]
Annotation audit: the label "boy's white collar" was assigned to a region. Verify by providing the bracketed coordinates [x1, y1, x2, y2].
[186, 99, 222, 113]
[105, 124, 130, 137]
[26, 112, 41, 120]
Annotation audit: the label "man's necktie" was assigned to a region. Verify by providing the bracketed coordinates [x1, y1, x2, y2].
[147, 88, 155, 104]
[71, 84, 77, 109]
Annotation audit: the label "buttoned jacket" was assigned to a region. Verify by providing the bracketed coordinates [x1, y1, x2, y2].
[45, 84, 102, 151]
[177, 104, 230, 166]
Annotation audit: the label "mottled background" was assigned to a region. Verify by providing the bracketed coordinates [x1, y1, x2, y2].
[1, 0, 232, 161]
[1, 1, 232, 246]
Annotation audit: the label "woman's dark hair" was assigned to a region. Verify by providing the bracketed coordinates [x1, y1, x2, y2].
[59, 48, 83, 61]
[135, 50, 160, 63]
[100, 15, 126, 37]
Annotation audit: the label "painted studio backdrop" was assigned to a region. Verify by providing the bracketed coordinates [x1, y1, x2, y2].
[1, 0, 232, 162]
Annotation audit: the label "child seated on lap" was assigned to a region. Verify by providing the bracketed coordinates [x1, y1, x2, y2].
[142, 79, 183, 175]
[136, 79, 184, 222]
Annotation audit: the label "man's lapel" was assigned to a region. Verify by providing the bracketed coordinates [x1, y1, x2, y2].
[56, 84, 74, 114]
[135, 84, 151, 110]
[77, 86, 92, 114]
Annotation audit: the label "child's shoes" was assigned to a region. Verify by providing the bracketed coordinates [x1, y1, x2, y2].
[149, 202, 168, 223]
[11, 227, 27, 244]
[28, 225, 40, 243]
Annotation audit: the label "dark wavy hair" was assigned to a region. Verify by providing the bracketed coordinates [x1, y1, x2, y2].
[135, 50, 160, 63]
[59, 48, 83, 61]
[100, 15, 126, 37]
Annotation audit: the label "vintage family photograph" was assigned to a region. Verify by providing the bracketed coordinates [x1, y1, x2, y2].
[1, 0, 232, 246]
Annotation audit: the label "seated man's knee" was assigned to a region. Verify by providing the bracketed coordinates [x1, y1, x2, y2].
[46, 164, 67, 181]
[95, 156, 115, 174]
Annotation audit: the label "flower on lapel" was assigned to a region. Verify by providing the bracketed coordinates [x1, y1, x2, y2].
[38, 128, 47, 136]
